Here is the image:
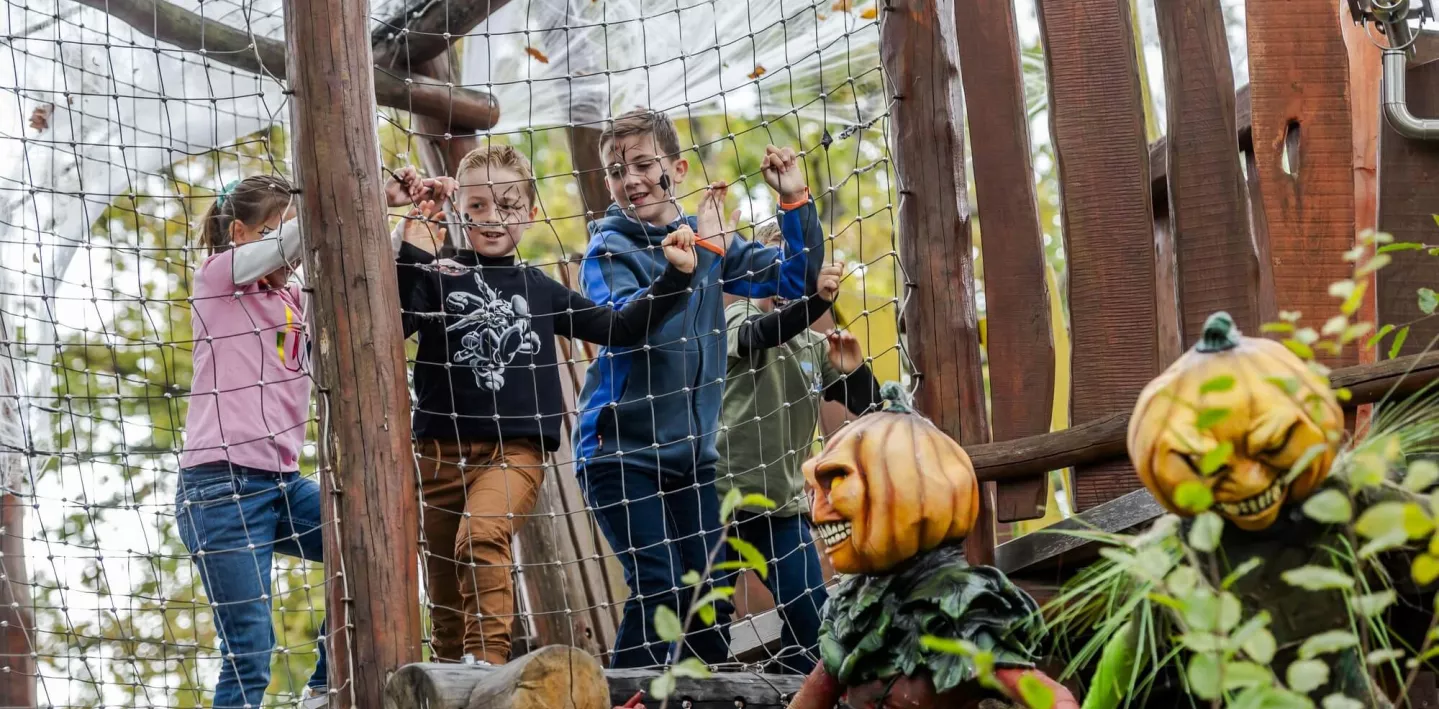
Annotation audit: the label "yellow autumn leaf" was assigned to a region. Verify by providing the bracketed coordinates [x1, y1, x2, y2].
[1413, 553, 1439, 586]
[524, 46, 550, 64]
[861, 6, 878, 19]
[832, 0, 855, 10]
[748, 65, 767, 80]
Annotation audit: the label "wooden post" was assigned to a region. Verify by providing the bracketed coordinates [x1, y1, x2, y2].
[566, 126, 613, 220]
[1247, 0, 1356, 367]
[1, 493, 34, 709]
[880, 0, 993, 563]
[1035, 0, 1160, 511]
[1154, 0, 1261, 341]
[283, 0, 422, 705]
[953, 0, 1055, 523]
[1376, 55, 1439, 355]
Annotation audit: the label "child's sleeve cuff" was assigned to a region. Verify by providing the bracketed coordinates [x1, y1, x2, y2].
[779, 188, 811, 211]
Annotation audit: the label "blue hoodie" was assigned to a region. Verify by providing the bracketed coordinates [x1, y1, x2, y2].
[573, 199, 824, 477]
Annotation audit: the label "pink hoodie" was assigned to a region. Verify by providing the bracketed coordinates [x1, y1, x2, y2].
[179, 248, 311, 472]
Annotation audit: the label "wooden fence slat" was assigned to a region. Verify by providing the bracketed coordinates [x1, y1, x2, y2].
[1377, 57, 1439, 356]
[1, 493, 34, 708]
[1155, 0, 1261, 342]
[882, 0, 994, 562]
[953, 0, 1055, 523]
[1035, 0, 1160, 511]
[1246, 0, 1357, 366]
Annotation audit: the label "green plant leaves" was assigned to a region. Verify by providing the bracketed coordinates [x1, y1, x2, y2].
[1406, 460, 1439, 492]
[649, 672, 676, 700]
[1420, 287, 1437, 316]
[1187, 653, 1222, 700]
[1302, 489, 1353, 524]
[1390, 325, 1410, 359]
[1281, 566, 1355, 592]
[1298, 631, 1358, 660]
[1175, 481, 1214, 513]
[1188, 512, 1223, 552]
[669, 657, 710, 679]
[1349, 590, 1397, 618]
[1286, 659, 1329, 694]
[1412, 553, 1439, 586]
[1321, 695, 1365, 709]
[1200, 375, 1236, 394]
[654, 605, 683, 642]
[1201, 442, 1235, 475]
[1196, 408, 1233, 432]
[1016, 674, 1055, 709]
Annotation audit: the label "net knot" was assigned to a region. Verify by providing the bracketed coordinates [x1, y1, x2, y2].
[878, 381, 915, 414]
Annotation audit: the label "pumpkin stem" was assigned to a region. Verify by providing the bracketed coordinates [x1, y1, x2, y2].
[1196, 311, 1241, 353]
[879, 382, 915, 414]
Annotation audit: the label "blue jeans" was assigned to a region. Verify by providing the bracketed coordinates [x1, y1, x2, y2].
[176, 464, 327, 708]
[728, 511, 829, 674]
[581, 466, 733, 668]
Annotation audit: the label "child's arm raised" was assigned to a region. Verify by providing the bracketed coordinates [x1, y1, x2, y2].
[730, 261, 842, 358]
[229, 220, 302, 286]
[715, 146, 823, 300]
[394, 201, 446, 338]
[818, 329, 881, 416]
[554, 227, 696, 347]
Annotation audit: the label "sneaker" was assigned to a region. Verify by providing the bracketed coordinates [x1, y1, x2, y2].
[298, 687, 329, 709]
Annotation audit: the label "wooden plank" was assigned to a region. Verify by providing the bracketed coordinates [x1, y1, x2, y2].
[882, 0, 993, 564]
[1155, 0, 1261, 342]
[0, 493, 35, 708]
[994, 487, 1164, 574]
[1246, 0, 1357, 366]
[386, 662, 804, 709]
[964, 350, 1439, 485]
[1376, 58, 1439, 356]
[954, 0, 1055, 522]
[284, 0, 423, 704]
[73, 0, 499, 131]
[1034, 0, 1159, 510]
[411, 55, 482, 177]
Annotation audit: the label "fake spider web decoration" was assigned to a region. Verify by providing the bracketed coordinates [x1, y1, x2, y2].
[0, 0, 912, 705]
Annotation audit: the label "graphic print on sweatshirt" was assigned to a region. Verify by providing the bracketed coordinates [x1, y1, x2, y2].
[444, 270, 542, 391]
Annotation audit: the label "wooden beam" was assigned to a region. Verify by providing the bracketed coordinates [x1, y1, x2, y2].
[1247, 0, 1357, 367]
[1035, 0, 1160, 511]
[386, 661, 804, 709]
[73, 0, 499, 130]
[1376, 57, 1439, 356]
[1154, 0, 1261, 341]
[372, 0, 516, 71]
[883, 0, 994, 564]
[384, 645, 608, 709]
[567, 126, 613, 220]
[995, 487, 1165, 574]
[283, 0, 423, 705]
[954, 0, 1055, 522]
[967, 350, 1439, 485]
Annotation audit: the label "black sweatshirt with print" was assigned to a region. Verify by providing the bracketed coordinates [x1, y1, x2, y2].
[395, 242, 691, 450]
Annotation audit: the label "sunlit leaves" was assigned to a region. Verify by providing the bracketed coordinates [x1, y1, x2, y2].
[1302, 489, 1352, 524]
[1188, 512, 1223, 553]
[1280, 566, 1355, 592]
[1174, 481, 1214, 513]
[1298, 631, 1359, 660]
[1286, 659, 1329, 693]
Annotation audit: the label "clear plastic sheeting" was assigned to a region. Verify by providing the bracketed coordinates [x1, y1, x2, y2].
[461, 0, 883, 131]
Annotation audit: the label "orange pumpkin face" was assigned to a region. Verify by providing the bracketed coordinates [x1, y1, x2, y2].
[803, 389, 980, 575]
[1127, 312, 1343, 531]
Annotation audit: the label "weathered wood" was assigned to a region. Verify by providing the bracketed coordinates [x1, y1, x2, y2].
[515, 467, 589, 652]
[1155, 0, 1260, 341]
[882, 0, 993, 564]
[284, 0, 423, 705]
[385, 661, 803, 709]
[373, 0, 516, 71]
[1035, 0, 1159, 511]
[412, 56, 483, 177]
[1148, 84, 1253, 201]
[0, 493, 35, 709]
[73, 0, 500, 130]
[995, 488, 1165, 575]
[470, 645, 607, 709]
[1247, 0, 1357, 366]
[1376, 57, 1439, 356]
[1342, 16, 1382, 368]
[953, 0, 1054, 522]
[567, 126, 614, 221]
[966, 350, 1439, 485]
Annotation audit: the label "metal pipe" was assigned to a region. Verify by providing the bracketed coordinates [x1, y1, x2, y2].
[1383, 49, 1439, 140]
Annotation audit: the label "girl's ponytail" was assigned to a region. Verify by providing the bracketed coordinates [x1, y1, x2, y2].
[198, 175, 294, 255]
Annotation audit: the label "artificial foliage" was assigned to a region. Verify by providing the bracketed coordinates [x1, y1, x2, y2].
[819, 544, 1041, 694]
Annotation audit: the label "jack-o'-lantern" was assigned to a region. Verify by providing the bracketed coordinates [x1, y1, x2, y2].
[1128, 311, 1343, 531]
[803, 383, 980, 575]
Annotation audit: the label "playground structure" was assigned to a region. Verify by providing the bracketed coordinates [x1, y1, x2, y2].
[0, 0, 1438, 707]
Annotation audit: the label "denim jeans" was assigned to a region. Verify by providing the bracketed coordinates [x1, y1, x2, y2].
[176, 464, 327, 708]
[580, 466, 733, 668]
[727, 511, 829, 674]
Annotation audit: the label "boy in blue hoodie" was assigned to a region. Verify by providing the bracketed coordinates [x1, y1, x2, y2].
[574, 108, 824, 668]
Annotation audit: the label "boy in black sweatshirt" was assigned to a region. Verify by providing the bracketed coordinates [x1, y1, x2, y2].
[392, 145, 696, 665]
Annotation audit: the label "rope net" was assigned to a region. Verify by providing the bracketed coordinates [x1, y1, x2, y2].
[0, 0, 987, 705]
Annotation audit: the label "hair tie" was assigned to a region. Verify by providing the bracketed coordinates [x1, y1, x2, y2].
[216, 179, 240, 208]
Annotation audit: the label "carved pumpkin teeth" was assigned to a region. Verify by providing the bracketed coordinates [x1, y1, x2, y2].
[1217, 480, 1285, 517]
[816, 521, 852, 546]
